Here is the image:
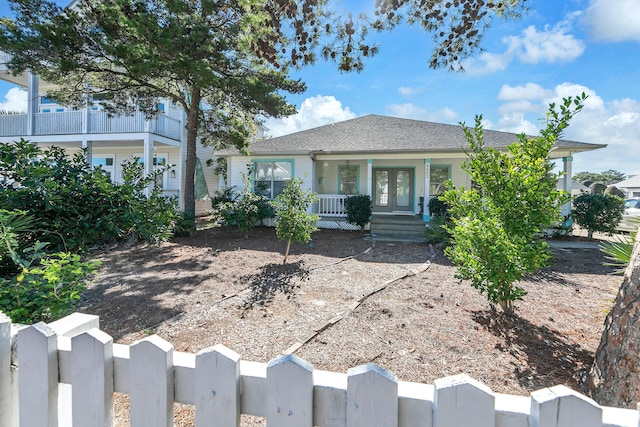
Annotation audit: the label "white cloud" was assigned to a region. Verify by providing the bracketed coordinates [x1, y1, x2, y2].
[508, 24, 585, 65]
[462, 15, 584, 75]
[494, 82, 640, 174]
[398, 86, 424, 98]
[583, 0, 640, 42]
[498, 83, 554, 101]
[492, 113, 540, 135]
[0, 87, 27, 113]
[386, 103, 457, 123]
[262, 95, 356, 137]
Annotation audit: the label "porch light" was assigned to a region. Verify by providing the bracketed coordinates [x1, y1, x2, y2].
[171, 170, 176, 178]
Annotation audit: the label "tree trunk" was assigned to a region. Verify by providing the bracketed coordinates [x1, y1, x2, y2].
[283, 238, 292, 264]
[183, 88, 202, 220]
[588, 231, 640, 408]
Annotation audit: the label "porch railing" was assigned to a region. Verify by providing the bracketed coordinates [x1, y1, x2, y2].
[317, 194, 347, 217]
[0, 111, 181, 141]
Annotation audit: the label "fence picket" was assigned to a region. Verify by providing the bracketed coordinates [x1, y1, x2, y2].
[17, 322, 59, 427]
[531, 385, 603, 427]
[266, 354, 314, 427]
[71, 329, 114, 427]
[130, 335, 174, 427]
[0, 312, 14, 427]
[434, 374, 495, 427]
[195, 344, 241, 427]
[346, 363, 399, 427]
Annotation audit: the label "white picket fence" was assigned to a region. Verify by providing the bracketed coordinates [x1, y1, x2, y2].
[1, 311, 639, 427]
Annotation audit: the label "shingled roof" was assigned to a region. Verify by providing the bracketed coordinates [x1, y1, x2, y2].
[219, 114, 605, 156]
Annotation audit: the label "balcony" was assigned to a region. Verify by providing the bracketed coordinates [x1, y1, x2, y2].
[0, 110, 182, 141]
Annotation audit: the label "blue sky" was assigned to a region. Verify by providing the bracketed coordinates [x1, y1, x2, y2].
[2, 0, 639, 175]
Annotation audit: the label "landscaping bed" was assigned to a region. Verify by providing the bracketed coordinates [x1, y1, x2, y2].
[79, 226, 621, 425]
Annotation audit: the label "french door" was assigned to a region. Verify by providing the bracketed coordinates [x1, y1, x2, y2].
[372, 168, 414, 212]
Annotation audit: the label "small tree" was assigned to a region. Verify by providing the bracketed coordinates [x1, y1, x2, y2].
[442, 94, 585, 314]
[344, 195, 372, 230]
[273, 178, 319, 264]
[572, 193, 625, 238]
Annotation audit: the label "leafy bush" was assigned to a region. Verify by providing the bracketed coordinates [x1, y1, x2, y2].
[572, 193, 625, 238]
[212, 176, 275, 238]
[274, 178, 319, 263]
[428, 197, 450, 218]
[424, 216, 451, 244]
[0, 139, 183, 251]
[344, 194, 372, 230]
[0, 209, 99, 323]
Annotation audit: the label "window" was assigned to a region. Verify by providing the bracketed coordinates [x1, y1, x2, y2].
[339, 165, 359, 195]
[136, 154, 169, 189]
[253, 161, 293, 198]
[92, 157, 115, 180]
[430, 165, 450, 195]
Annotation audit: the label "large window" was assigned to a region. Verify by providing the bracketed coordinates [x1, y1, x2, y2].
[430, 165, 450, 196]
[339, 165, 359, 195]
[92, 156, 115, 180]
[253, 161, 293, 198]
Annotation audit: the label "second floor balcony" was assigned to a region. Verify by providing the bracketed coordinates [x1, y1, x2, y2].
[0, 110, 182, 141]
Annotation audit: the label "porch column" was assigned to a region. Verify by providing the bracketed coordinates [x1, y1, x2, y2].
[424, 159, 431, 222]
[82, 140, 93, 167]
[366, 159, 373, 198]
[143, 136, 154, 197]
[26, 71, 39, 136]
[562, 156, 573, 224]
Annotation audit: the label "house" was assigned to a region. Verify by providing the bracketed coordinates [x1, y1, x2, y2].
[219, 115, 606, 229]
[0, 53, 217, 215]
[613, 174, 640, 198]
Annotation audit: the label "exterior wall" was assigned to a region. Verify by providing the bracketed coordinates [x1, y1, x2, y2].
[227, 155, 314, 193]
[315, 157, 470, 215]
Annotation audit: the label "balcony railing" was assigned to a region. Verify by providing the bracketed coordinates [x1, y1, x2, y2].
[0, 110, 181, 141]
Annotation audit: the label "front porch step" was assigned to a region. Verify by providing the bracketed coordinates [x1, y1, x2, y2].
[369, 215, 426, 243]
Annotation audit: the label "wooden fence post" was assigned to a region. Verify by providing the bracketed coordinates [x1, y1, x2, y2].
[346, 363, 398, 427]
[530, 385, 603, 427]
[0, 312, 14, 427]
[266, 354, 314, 427]
[433, 374, 495, 427]
[130, 335, 174, 427]
[71, 329, 114, 427]
[18, 322, 59, 427]
[195, 344, 241, 427]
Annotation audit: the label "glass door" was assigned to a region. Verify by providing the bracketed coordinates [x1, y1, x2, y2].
[373, 168, 414, 212]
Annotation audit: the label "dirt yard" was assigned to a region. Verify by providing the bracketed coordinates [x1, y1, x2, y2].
[79, 225, 622, 425]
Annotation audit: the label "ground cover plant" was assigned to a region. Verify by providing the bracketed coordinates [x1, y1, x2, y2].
[78, 227, 621, 425]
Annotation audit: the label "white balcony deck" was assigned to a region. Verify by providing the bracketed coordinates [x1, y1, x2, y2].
[0, 110, 182, 141]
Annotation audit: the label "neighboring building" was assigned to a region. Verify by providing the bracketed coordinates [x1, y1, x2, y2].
[0, 53, 217, 215]
[614, 174, 640, 198]
[219, 115, 606, 227]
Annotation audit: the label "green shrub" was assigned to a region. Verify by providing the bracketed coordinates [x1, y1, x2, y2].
[428, 197, 450, 218]
[572, 193, 625, 238]
[213, 176, 275, 238]
[0, 209, 99, 323]
[344, 194, 372, 230]
[424, 216, 451, 244]
[0, 139, 183, 251]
